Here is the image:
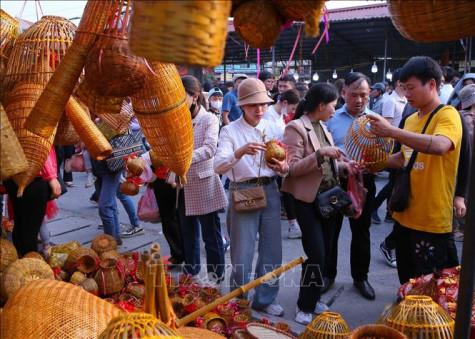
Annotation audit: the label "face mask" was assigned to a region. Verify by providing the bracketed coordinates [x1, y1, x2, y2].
[190, 102, 196, 116]
[211, 100, 222, 111]
[281, 106, 288, 116]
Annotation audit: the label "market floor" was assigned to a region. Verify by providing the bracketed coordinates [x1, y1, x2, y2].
[52, 172, 463, 334]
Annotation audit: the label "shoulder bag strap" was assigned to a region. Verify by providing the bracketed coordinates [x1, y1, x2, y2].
[229, 133, 264, 188]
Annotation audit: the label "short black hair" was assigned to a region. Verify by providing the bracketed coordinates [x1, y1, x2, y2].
[278, 74, 296, 84]
[400, 56, 443, 88]
[443, 66, 456, 82]
[258, 71, 274, 82]
[344, 72, 371, 88]
[391, 68, 402, 85]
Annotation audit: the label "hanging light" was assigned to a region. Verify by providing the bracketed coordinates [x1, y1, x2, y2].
[351, 68, 354, 73]
[386, 68, 393, 81]
[312, 71, 319, 81]
[332, 69, 337, 79]
[304, 80, 311, 84]
[293, 73, 299, 81]
[371, 62, 378, 73]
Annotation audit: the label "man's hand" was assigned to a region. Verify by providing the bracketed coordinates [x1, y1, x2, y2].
[48, 178, 61, 200]
[367, 113, 396, 138]
[453, 196, 466, 219]
[234, 142, 266, 159]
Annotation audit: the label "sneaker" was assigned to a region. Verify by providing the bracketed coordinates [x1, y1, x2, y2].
[98, 224, 104, 229]
[379, 241, 397, 268]
[263, 303, 284, 317]
[288, 222, 302, 239]
[115, 236, 123, 246]
[222, 236, 230, 252]
[85, 175, 95, 188]
[314, 301, 329, 315]
[121, 226, 145, 238]
[371, 210, 381, 224]
[90, 195, 99, 205]
[295, 307, 312, 325]
[65, 181, 75, 187]
[384, 213, 394, 223]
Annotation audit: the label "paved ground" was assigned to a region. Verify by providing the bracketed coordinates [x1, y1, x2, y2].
[50, 171, 462, 334]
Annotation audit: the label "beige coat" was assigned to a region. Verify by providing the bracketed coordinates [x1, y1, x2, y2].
[282, 114, 337, 203]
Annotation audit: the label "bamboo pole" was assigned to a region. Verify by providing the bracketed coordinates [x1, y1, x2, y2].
[175, 256, 305, 328]
[152, 252, 174, 327]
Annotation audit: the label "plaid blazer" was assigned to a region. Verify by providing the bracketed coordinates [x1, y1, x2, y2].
[184, 108, 228, 216]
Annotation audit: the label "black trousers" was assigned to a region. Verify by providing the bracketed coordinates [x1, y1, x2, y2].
[295, 198, 337, 312]
[153, 178, 184, 262]
[276, 177, 296, 220]
[4, 178, 49, 256]
[373, 169, 396, 211]
[394, 222, 451, 285]
[325, 175, 376, 282]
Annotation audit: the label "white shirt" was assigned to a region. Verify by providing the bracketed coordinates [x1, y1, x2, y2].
[382, 91, 407, 127]
[439, 84, 453, 104]
[214, 116, 284, 182]
[263, 105, 286, 133]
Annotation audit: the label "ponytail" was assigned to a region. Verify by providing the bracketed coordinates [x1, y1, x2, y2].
[292, 83, 338, 120]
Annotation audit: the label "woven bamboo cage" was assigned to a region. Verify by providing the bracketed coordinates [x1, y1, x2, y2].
[70, 271, 87, 285]
[65, 95, 112, 160]
[129, 1, 231, 67]
[0, 258, 54, 301]
[0, 279, 123, 339]
[3, 15, 76, 96]
[53, 109, 80, 146]
[91, 234, 118, 256]
[64, 247, 99, 275]
[99, 100, 135, 134]
[0, 238, 18, 273]
[24, 0, 122, 139]
[99, 313, 182, 339]
[100, 250, 123, 262]
[0, 9, 20, 98]
[388, 0, 475, 42]
[94, 258, 125, 296]
[132, 61, 193, 182]
[233, 1, 282, 49]
[299, 311, 351, 339]
[81, 277, 99, 295]
[348, 324, 407, 339]
[344, 116, 394, 173]
[0, 103, 28, 181]
[273, 0, 326, 37]
[381, 295, 454, 338]
[3, 82, 56, 196]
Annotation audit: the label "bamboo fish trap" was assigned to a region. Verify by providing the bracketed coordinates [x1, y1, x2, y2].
[132, 61, 193, 182]
[299, 312, 351, 339]
[129, 1, 231, 67]
[0, 102, 28, 181]
[24, 0, 121, 139]
[0, 9, 21, 99]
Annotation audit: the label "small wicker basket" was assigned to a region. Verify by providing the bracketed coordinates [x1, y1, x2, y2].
[64, 247, 99, 274]
[129, 1, 232, 67]
[91, 234, 118, 256]
[94, 258, 125, 296]
[76, 79, 123, 115]
[0, 238, 18, 273]
[53, 110, 81, 146]
[299, 311, 351, 339]
[23, 251, 44, 260]
[81, 277, 99, 295]
[70, 271, 87, 285]
[348, 324, 407, 339]
[100, 250, 123, 262]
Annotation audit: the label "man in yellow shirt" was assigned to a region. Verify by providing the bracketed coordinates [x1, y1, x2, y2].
[368, 56, 462, 284]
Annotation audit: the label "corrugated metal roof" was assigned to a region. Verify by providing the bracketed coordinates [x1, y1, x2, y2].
[325, 3, 389, 22]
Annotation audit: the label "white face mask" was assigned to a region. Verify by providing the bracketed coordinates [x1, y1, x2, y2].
[211, 100, 222, 111]
[281, 106, 288, 116]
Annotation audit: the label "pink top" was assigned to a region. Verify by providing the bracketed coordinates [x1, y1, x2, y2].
[39, 147, 58, 181]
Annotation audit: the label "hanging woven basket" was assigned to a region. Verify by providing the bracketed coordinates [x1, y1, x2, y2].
[0, 238, 18, 273]
[299, 311, 351, 339]
[129, 1, 231, 67]
[99, 101, 135, 134]
[64, 247, 99, 275]
[233, 1, 282, 49]
[76, 79, 123, 115]
[53, 110, 81, 146]
[0, 9, 20, 97]
[1, 279, 123, 339]
[388, 0, 475, 42]
[91, 234, 118, 256]
[273, 0, 326, 37]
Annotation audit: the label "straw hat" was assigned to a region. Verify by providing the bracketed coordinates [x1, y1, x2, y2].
[459, 84, 475, 109]
[237, 78, 273, 106]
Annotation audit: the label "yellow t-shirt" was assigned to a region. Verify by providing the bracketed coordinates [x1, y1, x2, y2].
[393, 106, 462, 234]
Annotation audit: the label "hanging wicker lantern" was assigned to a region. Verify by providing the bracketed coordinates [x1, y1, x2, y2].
[273, 0, 326, 37]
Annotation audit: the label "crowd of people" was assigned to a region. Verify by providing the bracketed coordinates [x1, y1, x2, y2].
[1, 56, 473, 326]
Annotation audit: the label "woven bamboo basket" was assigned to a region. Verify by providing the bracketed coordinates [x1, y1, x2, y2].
[23, 251, 44, 260]
[94, 258, 125, 296]
[388, 0, 475, 42]
[91, 234, 118, 256]
[149, 148, 164, 167]
[381, 295, 454, 338]
[178, 326, 226, 338]
[132, 61, 193, 182]
[64, 247, 99, 274]
[126, 282, 145, 299]
[274, 0, 326, 37]
[55, 269, 70, 282]
[233, 1, 282, 49]
[344, 116, 394, 173]
[0, 103, 28, 181]
[0, 258, 54, 301]
[70, 271, 87, 285]
[76, 79, 123, 116]
[1, 279, 123, 338]
[65, 95, 112, 160]
[246, 323, 296, 339]
[53, 109, 80, 146]
[0, 9, 20, 98]
[3, 82, 56, 196]
[129, 1, 231, 67]
[99, 313, 182, 338]
[3, 15, 76, 96]
[348, 324, 407, 339]
[100, 250, 123, 262]
[299, 311, 351, 339]
[100, 101, 135, 134]
[81, 277, 99, 295]
[24, 0, 123, 139]
[0, 238, 18, 273]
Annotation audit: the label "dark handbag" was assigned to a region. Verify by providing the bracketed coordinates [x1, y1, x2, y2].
[388, 104, 443, 212]
[105, 129, 144, 172]
[316, 185, 352, 218]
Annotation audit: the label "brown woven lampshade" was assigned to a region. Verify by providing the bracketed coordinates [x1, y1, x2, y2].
[132, 61, 193, 182]
[129, 1, 231, 67]
[274, 0, 326, 37]
[1, 279, 123, 338]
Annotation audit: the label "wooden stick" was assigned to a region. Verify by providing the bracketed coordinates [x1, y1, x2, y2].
[152, 252, 175, 327]
[175, 256, 305, 328]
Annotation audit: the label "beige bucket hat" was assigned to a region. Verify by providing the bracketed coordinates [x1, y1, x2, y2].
[237, 78, 273, 106]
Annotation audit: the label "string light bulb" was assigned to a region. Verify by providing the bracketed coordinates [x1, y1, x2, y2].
[386, 68, 393, 80]
[371, 62, 378, 73]
[312, 71, 319, 81]
[293, 73, 299, 81]
[332, 69, 337, 79]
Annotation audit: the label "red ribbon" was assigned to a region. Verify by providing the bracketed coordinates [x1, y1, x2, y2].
[282, 24, 302, 78]
[125, 177, 144, 188]
[311, 8, 330, 55]
[256, 49, 261, 79]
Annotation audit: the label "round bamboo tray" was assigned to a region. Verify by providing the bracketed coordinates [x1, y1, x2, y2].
[1, 103, 28, 180]
[274, 0, 326, 37]
[99, 101, 135, 134]
[53, 110, 80, 146]
[0, 238, 18, 273]
[1, 279, 123, 338]
[246, 323, 297, 339]
[64, 247, 99, 274]
[99, 313, 182, 338]
[91, 234, 118, 256]
[299, 311, 351, 339]
[129, 1, 231, 67]
[234, 1, 282, 49]
[0, 258, 54, 301]
[388, 0, 475, 42]
[348, 324, 407, 339]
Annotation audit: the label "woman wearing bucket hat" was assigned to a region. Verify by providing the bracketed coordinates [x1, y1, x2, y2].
[214, 78, 289, 317]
